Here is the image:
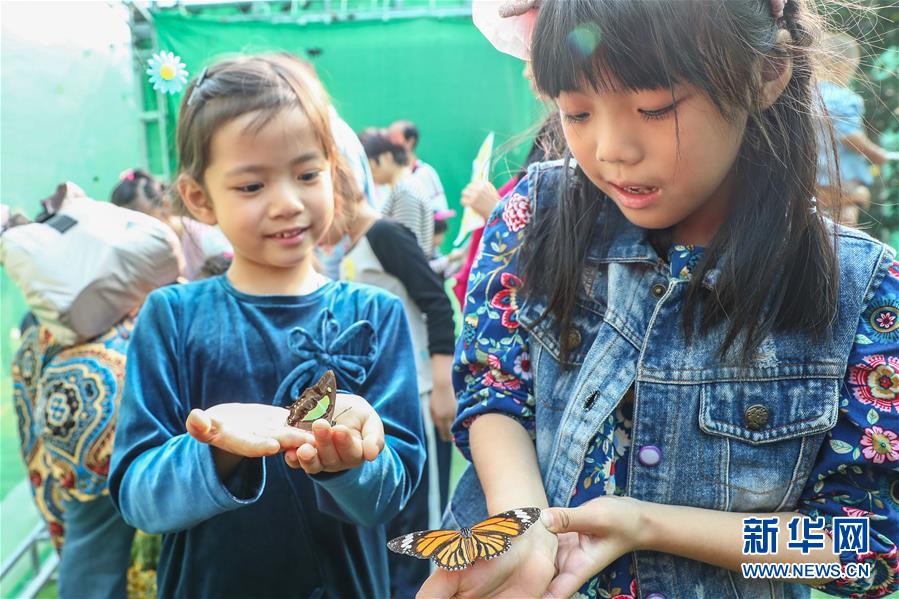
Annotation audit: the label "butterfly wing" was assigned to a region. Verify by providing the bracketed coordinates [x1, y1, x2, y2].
[387, 528, 477, 571]
[388, 529, 460, 559]
[286, 370, 337, 428]
[317, 370, 337, 422]
[471, 507, 541, 538]
[432, 536, 476, 571]
[467, 507, 542, 563]
[468, 530, 513, 562]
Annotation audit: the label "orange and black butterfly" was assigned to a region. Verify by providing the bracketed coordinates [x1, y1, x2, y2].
[387, 507, 541, 571]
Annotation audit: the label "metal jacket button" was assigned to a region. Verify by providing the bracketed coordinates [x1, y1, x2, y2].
[646, 594, 666, 599]
[745, 404, 770, 431]
[651, 283, 667, 298]
[564, 328, 582, 351]
[637, 445, 662, 467]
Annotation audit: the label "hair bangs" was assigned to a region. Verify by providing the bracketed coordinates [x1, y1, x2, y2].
[531, 0, 754, 116]
[177, 55, 337, 187]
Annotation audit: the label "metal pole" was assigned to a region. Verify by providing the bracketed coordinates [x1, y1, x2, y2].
[0, 524, 44, 580]
[28, 541, 38, 575]
[18, 553, 59, 599]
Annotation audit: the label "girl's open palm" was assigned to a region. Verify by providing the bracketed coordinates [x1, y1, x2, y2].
[186, 403, 309, 457]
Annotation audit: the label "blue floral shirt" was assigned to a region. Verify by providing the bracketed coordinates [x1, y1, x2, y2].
[452, 176, 899, 598]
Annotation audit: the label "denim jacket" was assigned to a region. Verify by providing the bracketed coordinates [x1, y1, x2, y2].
[447, 160, 895, 599]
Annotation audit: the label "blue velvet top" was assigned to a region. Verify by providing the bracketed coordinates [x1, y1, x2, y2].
[109, 276, 425, 598]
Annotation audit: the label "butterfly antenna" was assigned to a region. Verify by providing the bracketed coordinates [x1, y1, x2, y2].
[332, 407, 352, 424]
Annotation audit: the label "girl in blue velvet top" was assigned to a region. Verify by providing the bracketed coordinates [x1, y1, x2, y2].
[108, 54, 425, 598]
[424, 1, 899, 598]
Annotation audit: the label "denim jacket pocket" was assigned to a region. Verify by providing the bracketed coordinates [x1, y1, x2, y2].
[697, 377, 840, 511]
[699, 377, 840, 444]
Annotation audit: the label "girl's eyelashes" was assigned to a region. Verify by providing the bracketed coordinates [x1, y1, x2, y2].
[561, 112, 590, 124]
[561, 100, 683, 124]
[235, 183, 263, 193]
[638, 100, 681, 121]
[231, 169, 321, 192]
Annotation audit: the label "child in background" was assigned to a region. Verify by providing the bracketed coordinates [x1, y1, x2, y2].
[330, 176, 456, 599]
[108, 54, 425, 598]
[110, 169, 168, 221]
[387, 120, 449, 213]
[433, 214, 449, 255]
[359, 129, 434, 256]
[111, 169, 231, 280]
[429, 209, 465, 278]
[424, 1, 899, 598]
[815, 32, 892, 226]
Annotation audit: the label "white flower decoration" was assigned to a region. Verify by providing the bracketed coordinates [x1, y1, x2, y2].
[146, 51, 188, 95]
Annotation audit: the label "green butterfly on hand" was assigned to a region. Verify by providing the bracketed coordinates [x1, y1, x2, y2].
[285, 370, 349, 429]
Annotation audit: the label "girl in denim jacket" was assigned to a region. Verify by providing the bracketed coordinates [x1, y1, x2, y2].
[425, 1, 899, 597]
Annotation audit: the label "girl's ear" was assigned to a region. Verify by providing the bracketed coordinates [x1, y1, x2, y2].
[760, 30, 794, 109]
[177, 174, 217, 225]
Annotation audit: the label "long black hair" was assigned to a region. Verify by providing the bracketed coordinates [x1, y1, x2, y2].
[521, 0, 839, 364]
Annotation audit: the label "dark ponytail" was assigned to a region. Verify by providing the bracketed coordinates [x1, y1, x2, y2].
[111, 169, 164, 210]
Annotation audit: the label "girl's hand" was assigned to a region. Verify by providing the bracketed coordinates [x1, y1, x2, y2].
[417, 523, 558, 598]
[430, 381, 457, 442]
[284, 393, 385, 474]
[461, 181, 501, 220]
[186, 403, 310, 480]
[540, 497, 647, 599]
[186, 403, 308, 457]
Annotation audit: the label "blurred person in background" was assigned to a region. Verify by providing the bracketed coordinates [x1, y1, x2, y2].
[815, 32, 893, 226]
[111, 168, 231, 280]
[429, 209, 465, 279]
[360, 129, 435, 256]
[5, 183, 180, 598]
[387, 119, 448, 212]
